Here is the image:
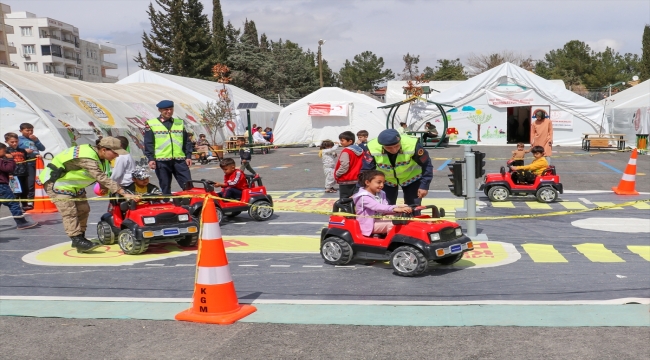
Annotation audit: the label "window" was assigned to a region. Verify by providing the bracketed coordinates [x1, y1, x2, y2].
[86, 50, 90, 58]
[23, 45, 36, 55]
[25, 63, 38, 72]
[41, 45, 51, 56]
[44, 64, 53, 73]
[21, 27, 33, 36]
[87, 65, 91, 74]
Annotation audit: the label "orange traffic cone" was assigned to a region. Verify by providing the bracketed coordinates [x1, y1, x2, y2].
[175, 198, 256, 325]
[612, 149, 639, 195]
[26, 157, 58, 213]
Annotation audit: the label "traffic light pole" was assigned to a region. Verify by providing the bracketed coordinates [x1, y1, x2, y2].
[464, 146, 477, 237]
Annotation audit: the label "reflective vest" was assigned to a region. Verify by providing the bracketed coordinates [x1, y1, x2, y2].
[367, 136, 422, 187]
[146, 117, 186, 160]
[39, 145, 110, 195]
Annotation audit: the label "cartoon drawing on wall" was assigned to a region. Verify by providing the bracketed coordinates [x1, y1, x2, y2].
[467, 109, 492, 142]
[482, 125, 506, 139]
[446, 127, 459, 142]
[130, 103, 156, 120]
[72, 95, 115, 126]
[180, 103, 201, 124]
[42, 109, 56, 118]
[634, 108, 641, 131]
[126, 126, 145, 151]
[457, 131, 477, 145]
[58, 119, 80, 146]
[87, 121, 104, 138]
[226, 120, 236, 133]
[0, 98, 17, 108]
[125, 117, 146, 134]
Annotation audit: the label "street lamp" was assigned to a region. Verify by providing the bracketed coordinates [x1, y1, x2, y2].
[604, 81, 627, 98]
[106, 42, 139, 76]
[318, 39, 326, 88]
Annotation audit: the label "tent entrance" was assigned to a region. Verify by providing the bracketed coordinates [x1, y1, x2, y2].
[507, 106, 531, 144]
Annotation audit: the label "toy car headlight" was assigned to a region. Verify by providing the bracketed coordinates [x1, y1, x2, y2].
[178, 214, 189, 222]
[143, 217, 156, 224]
[455, 227, 463, 237]
[429, 233, 441, 242]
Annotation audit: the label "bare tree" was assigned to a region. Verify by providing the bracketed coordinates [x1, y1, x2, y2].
[466, 51, 535, 76]
[200, 64, 233, 146]
[399, 53, 420, 80]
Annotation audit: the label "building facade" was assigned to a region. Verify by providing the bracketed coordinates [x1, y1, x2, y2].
[5, 10, 117, 82]
[0, 3, 17, 67]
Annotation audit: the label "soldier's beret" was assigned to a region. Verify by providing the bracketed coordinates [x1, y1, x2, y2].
[156, 100, 174, 109]
[377, 129, 401, 146]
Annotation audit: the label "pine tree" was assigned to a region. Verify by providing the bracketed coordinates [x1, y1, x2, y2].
[211, 0, 227, 64]
[134, 0, 179, 73]
[339, 51, 395, 91]
[241, 19, 260, 47]
[641, 25, 650, 81]
[224, 20, 241, 54]
[182, 0, 213, 78]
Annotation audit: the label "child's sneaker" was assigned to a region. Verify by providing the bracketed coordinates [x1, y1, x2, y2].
[16, 219, 39, 230]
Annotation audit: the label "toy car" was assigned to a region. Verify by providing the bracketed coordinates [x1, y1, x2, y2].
[320, 199, 474, 277]
[174, 176, 274, 224]
[97, 194, 199, 255]
[479, 165, 563, 203]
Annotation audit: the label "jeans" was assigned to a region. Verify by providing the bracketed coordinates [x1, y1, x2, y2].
[0, 183, 23, 217]
[382, 180, 422, 206]
[154, 160, 192, 194]
[218, 187, 243, 200]
[240, 161, 257, 175]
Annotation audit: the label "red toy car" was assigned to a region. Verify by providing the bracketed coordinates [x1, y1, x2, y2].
[97, 195, 199, 255]
[320, 199, 474, 277]
[174, 176, 274, 224]
[479, 165, 563, 203]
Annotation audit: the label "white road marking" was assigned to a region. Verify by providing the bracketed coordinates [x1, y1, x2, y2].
[0, 216, 15, 221]
[302, 265, 323, 268]
[572, 217, 650, 233]
[578, 198, 593, 205]
[335, 265, 355, 268]
[270, 265, 290, 267]
[268, 222, 325, 225]
[175, 264, 194, 267]
[144, 264, 165, 267]
[238, 264, 258, 267]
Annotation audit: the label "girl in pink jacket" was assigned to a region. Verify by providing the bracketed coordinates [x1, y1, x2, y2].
[353, 170, 411, 236]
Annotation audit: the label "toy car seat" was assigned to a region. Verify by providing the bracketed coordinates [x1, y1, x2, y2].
[333, 198, 355, 217]
[543, 166, 556, 176]
[245, 174, 262, 187]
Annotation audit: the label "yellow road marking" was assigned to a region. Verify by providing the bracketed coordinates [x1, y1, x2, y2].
[560, 201, 588, 210]
[525, 202, 552, 210]
[593, 202, 624, 209]
[285, 191, 303, 199]
[491, 201, 515, 208]
[627, 246, 650, 261]
[573, 243, 625, 262]
[632, 202, 650, 209]
[521, 244, 568, 262]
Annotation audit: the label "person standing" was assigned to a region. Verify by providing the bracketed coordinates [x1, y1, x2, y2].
[18, 123, 46, 211]
[0, 143, 38, 229]
[530, 109, 553, 164]
[144, 100, 193, 194]
[362, 129, 433, 206]
[110, 136, 136, 187]
[39, 138, 139, 252]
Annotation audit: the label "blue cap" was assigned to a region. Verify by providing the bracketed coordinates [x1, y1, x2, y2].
[156, 100, 174, 109]
[377, 129, 401, 146]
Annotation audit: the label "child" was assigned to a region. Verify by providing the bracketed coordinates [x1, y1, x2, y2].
[509, 142, 526, 167]
[110, 136, 136, 187]
[0, 143, 38, 229]
[509, 145, 549, 184]
[237, 137, 256, 176]
[214, 158, 248, 200]
[195, 134, 211, 163]
[335, 131, 364, 199]
[123, 167, 162, 196]
[18, 123, 45, 210]
[356, 130, 369, 152]
[4, 132, 30, 210]
[397, 122, 407, 134]
[353, 170, 411, 237]
[319, 140, 338, 193]
[253, 127, 270, 145]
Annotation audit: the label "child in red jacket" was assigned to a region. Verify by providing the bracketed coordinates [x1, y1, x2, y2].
[0, 143, 38, 229]
[335, 131, 364, 199]
[214, 158, 248, 200]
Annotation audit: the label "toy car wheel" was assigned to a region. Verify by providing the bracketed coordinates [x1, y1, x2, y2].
[536, 187, 558, 203]
[226, 211, 242, 218]
[97, 221, 115, 245]
[487, 185, 509, 202]
[249, 200, 273, 221]
[320, 237, 353, 265]
[390, 246, 428, 277]
[434, 253, 464, 265]
[118, 229, 149, 255]
[177, 234, 198, 247]
[194, 204, 223, 224]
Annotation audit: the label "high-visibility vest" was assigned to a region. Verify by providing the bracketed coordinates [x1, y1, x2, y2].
[39, 145, 110, 195]
[146, 118, 186, 160]
[367, 136, 422, 187]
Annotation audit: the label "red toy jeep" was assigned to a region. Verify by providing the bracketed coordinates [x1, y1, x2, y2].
[174, 176, 274, 224]
[97, 195, 199, 255]
[479, 165, 563, 203]
[320, 199, 474, 277]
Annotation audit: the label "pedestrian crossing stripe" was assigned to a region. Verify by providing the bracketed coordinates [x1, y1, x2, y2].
[593, 202, 623, 210]
[573, 243, 625, 262]
[521, 244, 568, 262]
[558, 201, 588, 210]
[627, 246, 650, 261]
[522, 243, 648, 263]
[632, 202, 650, 209]
[526, 202, 552, 210]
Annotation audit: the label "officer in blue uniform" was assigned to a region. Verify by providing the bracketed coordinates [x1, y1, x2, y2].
[143, 100, 193, 194]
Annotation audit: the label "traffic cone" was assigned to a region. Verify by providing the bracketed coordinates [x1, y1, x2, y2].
[26, 157, 58, 213]
[612, 149, 639, 195]
[175, 199, 256, 325]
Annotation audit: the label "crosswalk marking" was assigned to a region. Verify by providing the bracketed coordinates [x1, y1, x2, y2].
[593, 202, 623, 210]
[491, 201, 515, 208]
[627, 246, 650, 261]
[632, 202, 650, 209]
[559, 201, 588, 210]
[573, 243, 625, 262]
[525, 202, 552, 210]
[521, 244, 568, 262]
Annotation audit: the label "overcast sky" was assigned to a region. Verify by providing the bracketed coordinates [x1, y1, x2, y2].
[6, 0, 650, 80]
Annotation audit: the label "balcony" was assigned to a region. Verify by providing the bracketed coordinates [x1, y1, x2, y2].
[102, 75, 119, 83]
[61, 38, 75, 45]
[101, 60, 118, 69]
[4, 24, 13, 35]
[40, 33, 61, 40]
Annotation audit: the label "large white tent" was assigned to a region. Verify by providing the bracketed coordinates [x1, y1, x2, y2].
[0, 67, 212, 163]
[598, 80, 650, 145]
[274, 87, 389, 145]
[406, 63, 604, 145]
[118, 70, 282, 134]
[385, 80, 465, 123]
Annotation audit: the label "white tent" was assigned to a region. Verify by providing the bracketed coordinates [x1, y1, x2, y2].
[118, 70, 282, 135]
[0, 67, 211, 163]
[598, 80, 650, 145]
[274, 87, 389, 145]
[409, 63, 604, 145]
[385, 80, 465, 124]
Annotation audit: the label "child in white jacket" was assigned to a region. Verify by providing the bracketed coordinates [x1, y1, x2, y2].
[319, 140, 338, 193]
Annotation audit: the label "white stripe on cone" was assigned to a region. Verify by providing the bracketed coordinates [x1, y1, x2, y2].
[197, 265, 232, 285]
[35, 188, 47, 197]
[628, 158, 637, 165]
[621, 174, 636, 181]
[201, 222, 222, 240]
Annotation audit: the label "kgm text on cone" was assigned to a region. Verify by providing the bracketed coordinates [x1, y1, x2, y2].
[612, 149, 639, 195]
[26, 157, 58, 214]
[175, 198, 256, 325]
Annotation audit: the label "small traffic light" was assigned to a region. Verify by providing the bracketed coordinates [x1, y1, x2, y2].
[448, 161, 464, 197]
[473, 150, 486, 178]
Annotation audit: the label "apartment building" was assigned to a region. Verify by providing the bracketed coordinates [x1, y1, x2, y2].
[0, 3, 17, 67]
[5, 10, 118, 82]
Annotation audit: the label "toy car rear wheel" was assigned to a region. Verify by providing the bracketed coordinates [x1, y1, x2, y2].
[321, 237, 353, 265]
[97, 221, 115, 245]
[249, 200, 273, 221]
[226, 211, 242, 218]
[536, 187, 558, 203]
[488, 185, 509, 202]
[118, 229, 149, 255]
[434, 253, 464, 265]
[390, 246, 428, 277]
[194, 204, 223, 224]
[177, 234, 198, 247]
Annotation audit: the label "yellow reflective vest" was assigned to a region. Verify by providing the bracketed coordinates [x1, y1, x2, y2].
[146, 118, 186, 160]
[39, 145, 110, 195]
[367, 136, 422, 187]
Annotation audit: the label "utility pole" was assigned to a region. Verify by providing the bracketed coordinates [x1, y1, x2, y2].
[318, 39, 325, 88]
[107, 42, 139, 76]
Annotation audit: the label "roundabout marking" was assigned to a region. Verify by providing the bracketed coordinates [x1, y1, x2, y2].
[571, 217, 650, 233]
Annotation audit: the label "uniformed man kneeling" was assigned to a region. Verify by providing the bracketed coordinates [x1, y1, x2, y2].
[40, 137, 140, 253]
